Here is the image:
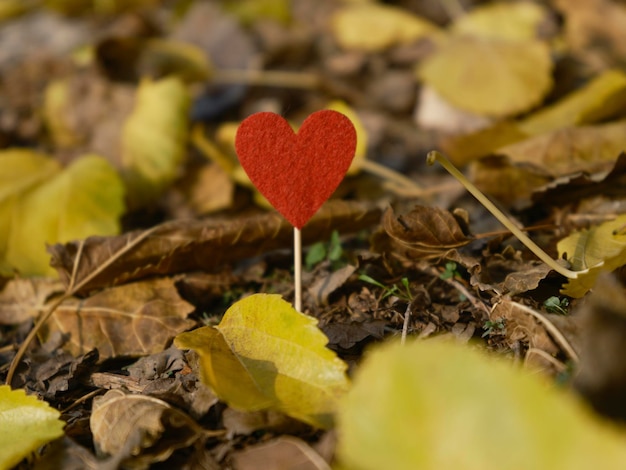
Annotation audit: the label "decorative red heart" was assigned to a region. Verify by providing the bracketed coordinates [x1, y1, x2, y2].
[235, 110, 357, 229]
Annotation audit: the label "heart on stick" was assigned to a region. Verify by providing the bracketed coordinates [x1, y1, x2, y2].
[235, 110, 357, 229]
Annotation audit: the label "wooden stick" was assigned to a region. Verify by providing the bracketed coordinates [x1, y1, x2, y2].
[294, 227, 302, 312]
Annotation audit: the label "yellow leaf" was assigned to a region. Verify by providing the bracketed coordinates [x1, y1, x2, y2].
[337, 339, 626, 470]
[327, 100, 367, 176]
[174, 294, 350, 429]
[121, 77, 190, 208]
[519, 69, 626, 135]
[43, 80, 81, 149]
[1, 153, 125, 277]
[452, 1, 549, 41]
[0, 385, 65, 469]
[332, 4, 440, 52]
[558, 215, 626, 298]
[221, 0, 291, 25]
[419, 36, 553, 117]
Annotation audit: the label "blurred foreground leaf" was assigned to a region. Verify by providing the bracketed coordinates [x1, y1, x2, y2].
[558, 214, 626, 297]
[337, 339, 626, 470]
[0, 151, 125, 277]
[0, 385, 65, 470]
[175, 294, 350, 429]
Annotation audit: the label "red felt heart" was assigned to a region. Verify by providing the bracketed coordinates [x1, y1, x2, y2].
[235, 110, 357, 229]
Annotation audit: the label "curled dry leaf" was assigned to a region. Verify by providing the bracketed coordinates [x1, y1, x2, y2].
[90, 389, 205, 466]
[379, 205, 472, 260]
[48, 200, 383, 294]
[40, 278, 195, 359]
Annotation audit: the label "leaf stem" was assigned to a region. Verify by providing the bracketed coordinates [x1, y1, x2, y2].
[427, 151, 582, 279]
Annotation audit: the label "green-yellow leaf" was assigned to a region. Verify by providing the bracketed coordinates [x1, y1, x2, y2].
[337, 339, 626, 470]
[141, 39, 213, 83]
[174, 294, 349, 429]
[221, 0, 291, 25]
[419, 36, 553, 117]
[452, 1, 549, 42]
[0, 152, 125, 277]
[121, 77, 190, 208]
[0, 385, 65, 470]
[332, 4, 440, 52]
[558, 214, 626, 298]
[519, 69, 626, 135]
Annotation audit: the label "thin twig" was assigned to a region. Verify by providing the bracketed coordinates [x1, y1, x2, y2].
[5, 225, 162, 387]
[510, 301, 579, 364]
[525, 347, 567, 373]
[212, 69, 320, 89]
[427, 151, 585, 279]
[360, 160, 423, 193]
[401, 302, 412, 345]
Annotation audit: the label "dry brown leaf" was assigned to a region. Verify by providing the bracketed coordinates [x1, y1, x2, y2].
[90, 389, 205, 467]
[490, 300, 559, 372]
[378, 205, 472, 260]
[307, 264, 357, 307]
[470, 121, 626, 203]
[231, 436, 330, 470]
[48, 200, 383, 294]
[40, 278, 195, 359]
[529, 152, 626, 209]
[0, 278, 64, 325]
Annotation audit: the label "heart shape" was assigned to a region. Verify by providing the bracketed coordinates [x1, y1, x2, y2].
[235, 110, 357, 229]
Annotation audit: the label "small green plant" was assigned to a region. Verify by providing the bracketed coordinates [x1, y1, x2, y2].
[359, 274, 412, 301]
[543, 296, 569, 315]
[439, 261, 461, 280]
[305, 230, 344, 270]
[482, 318, 505, 338]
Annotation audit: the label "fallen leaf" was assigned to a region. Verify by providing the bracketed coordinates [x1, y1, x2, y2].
[174, 294, 350, 429]
[331, 3, 440, 52]
[307, 264, 356, 307]
[231, 436, 330, 470]
[222, 0, 291, 25]
[558, 214, 626, 297]
[0, 151, 125, 277]
[90, 389, 204, 466]
[337, 339, 626, 470]
[40, 278, 195, 359]
[419, 35, 553, 117]
[0, 385, 65, 470]
[186, 162, 234, 214]
[48, 199, 383, 294]
[327, 100, 367, 175]
[379, 205, 472, 260]
[518, 69, 626, 135]
[121, 76, 190, 208]
[139, 38, 213, 82]
[470, 121, 626, 204]
[451, 1, 550, 42]
[0, 278, 64, 325]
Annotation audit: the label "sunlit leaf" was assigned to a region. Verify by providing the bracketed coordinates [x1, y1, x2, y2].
[452, 1, 549, 41]
[0, 152, 124, 277]
[332, 4, 440, 52]
[519, 69, 626, 135]
[327, 100, 367, 175]
[337, 339, 626, 470]
[558, 214, 626, 298]
[0, 385, 65, 470]
[121, 77, 190, 208]
[174, 294, 350, 429]
[419, 35, 553, 117]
